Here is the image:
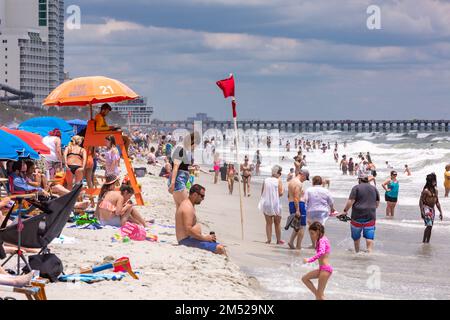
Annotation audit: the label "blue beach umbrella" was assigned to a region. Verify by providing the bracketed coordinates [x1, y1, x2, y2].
[19, 116, 74, 146]
[0, 129, 40, 161]
[67, 119, 88, 135]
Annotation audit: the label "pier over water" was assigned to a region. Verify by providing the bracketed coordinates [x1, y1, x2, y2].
[151, 120, 450, 132]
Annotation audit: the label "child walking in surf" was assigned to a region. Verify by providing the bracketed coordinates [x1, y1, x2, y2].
[302, 222, 332, 300]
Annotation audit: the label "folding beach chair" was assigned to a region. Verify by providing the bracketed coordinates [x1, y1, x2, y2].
[0, 183, 83, 274]
[0, 278, 48, 300]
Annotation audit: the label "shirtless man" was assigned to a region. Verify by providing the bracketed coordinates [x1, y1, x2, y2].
[287, 169, 309, 250]
[293, 151, 303, 175]
[419, 173, 443, 243]
[240, 156, 252, 197]
[340, 155, 348, 175]
[176, 184, 226, 254]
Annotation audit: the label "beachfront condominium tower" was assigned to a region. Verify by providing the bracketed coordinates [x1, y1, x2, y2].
[0, 0, 65, 106]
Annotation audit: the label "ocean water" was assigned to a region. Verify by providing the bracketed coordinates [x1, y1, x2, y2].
[210, 130, 450, 299]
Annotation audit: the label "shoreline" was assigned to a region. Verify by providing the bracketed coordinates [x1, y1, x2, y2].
[193, 167, 450, 299]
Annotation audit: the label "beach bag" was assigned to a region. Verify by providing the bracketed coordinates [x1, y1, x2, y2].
[120, 222, 147, 241]
[27, 253, 64, 282]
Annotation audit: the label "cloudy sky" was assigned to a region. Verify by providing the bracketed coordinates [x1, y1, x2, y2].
[65, 0, 450, 121]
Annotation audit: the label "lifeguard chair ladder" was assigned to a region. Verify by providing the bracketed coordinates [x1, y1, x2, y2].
[83, 120, 144, 205]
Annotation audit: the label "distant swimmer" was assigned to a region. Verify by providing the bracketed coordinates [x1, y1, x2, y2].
[333, 148, 339, 163]
[444, 164, 450, 197]
[419, 173, 443, 243]
[322, 178, 331, 188]
[386, 161, 393, 169]
[287, 168, 295, 183]
[348, 158, 355, 176]
[293, 151, 303, 174]
[340, 155, 348, 175]
[404, 164, 411, 176]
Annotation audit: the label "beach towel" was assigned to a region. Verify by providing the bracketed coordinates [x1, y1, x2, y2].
[58, 273, 125, 284]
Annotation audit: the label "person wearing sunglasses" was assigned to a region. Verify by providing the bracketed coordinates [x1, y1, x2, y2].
[176, 184, 226, 255]
[382, 171, 399, 218]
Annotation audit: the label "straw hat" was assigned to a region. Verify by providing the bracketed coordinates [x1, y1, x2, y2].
[104, 173, 119, 185]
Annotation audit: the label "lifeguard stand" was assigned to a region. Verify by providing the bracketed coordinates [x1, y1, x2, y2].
[83, 120, 144, 205]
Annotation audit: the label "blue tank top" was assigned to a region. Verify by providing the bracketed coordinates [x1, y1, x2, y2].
[386, 180, 399, 198]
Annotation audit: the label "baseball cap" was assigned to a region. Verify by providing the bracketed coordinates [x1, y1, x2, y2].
[299, 168, 310, 180]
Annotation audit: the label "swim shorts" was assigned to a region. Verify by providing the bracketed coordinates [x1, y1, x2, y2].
[423, 206, 435, 227]
[289, 201, 307, 227]
[168, 170, 190, 192]
[385, 195, 398, 203]
[178, 237, 219, 253]
[350, 219, 376, 241]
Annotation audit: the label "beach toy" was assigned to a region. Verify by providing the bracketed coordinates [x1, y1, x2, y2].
[80, 257, 139, 280]
[120, 222, 147, 241]
[145, 234, 158, 242]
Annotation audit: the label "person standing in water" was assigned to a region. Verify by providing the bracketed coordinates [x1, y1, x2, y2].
[258, 165, 284, 244]
[342, 172, 379, 253]
[419, 173, 443, 243]
[340, 155, 348, 175]
[382, 171, 399, 218]
[444, 164, 450, 197]
[302, 222, 332, 300]
[404, 164, 411, 176]
[348, 158, 355, 176]
[254, 150, 262, 176]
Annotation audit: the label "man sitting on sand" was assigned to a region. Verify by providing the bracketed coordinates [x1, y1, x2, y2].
[176, 184, 226, 255]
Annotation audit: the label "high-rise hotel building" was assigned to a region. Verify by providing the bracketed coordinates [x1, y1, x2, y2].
[0, 0, 64, 105]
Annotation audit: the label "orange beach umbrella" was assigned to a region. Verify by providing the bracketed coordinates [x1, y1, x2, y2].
[43, 76, 139, 109]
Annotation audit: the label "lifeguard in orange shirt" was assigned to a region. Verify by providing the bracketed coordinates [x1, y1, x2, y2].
[95, 103, 131, 154]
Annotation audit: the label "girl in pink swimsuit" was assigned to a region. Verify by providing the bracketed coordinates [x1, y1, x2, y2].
[302, 222, 332, 300]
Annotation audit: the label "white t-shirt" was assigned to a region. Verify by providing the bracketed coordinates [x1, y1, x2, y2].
[305, 186, 333, 213]
[42, 136, 60, 162]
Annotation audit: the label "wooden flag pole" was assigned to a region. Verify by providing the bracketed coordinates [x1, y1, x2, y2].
[232, 97, 245, 240]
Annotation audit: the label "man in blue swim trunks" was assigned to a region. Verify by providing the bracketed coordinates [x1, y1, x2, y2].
[176, 184, 226, 255]
[286, 169, 309, 250]
[342, 172, 380, 253]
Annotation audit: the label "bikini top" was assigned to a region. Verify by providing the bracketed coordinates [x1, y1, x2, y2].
[67, 147, 84, 160]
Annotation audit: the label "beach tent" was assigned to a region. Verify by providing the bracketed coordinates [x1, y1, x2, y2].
[0, 129, 40, 161]
[0, 127, 50, 155]
[67, 119, 88, 135]
[18, 117, 74, 146]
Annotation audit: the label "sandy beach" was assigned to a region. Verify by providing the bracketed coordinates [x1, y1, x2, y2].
[2, 162, 262, 300]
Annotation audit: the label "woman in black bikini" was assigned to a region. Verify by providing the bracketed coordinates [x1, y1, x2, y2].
[63, 135, 87, 190]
